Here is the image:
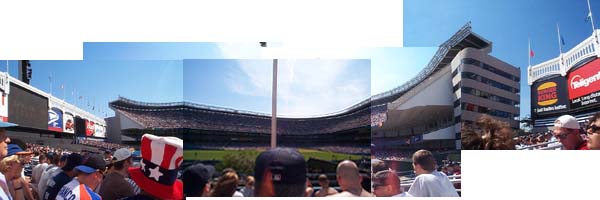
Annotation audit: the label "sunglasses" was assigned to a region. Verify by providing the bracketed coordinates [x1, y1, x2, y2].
[555, 131, 572, 140]
[588, 125, 600, 133]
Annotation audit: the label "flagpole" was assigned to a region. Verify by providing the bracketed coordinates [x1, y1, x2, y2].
[557, 23, 563, 54]
[588, 0, 596, 32]
[528, 37, 531, 67]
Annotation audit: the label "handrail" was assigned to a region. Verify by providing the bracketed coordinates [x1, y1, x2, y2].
[528, 29, 600, 85]
[516, 141, 562, 150]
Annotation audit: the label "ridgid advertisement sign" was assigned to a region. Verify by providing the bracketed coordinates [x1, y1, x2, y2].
[568, 58, 600, 109]
[531, 76, 569, 116]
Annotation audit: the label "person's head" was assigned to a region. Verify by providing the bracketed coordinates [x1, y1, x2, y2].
[371, 159, 388, 174]
[46, 152, 60, 166]
[38, 154, 47, 164]
[111, 148, 132, 172]
[75, 153, 106, 190]
[586, 113, 600, 150]
[318, 174, 329, 187]
[182, 163, 215, 197]
[372, 170, 401, 197]
[553, 115, 583, 150]
[0, 155, 22, 178]
[245, 176, 255, 187]
[336, 160, 362, 191]
[0, 122, 16, 158]
[461, 115, 516, 150]
[210, 172, 239, 197]
[62, 153, 83, 173]
[59, 154, 68, 167]
[412, 149, 436, 176]
[254, 148, 307, 197]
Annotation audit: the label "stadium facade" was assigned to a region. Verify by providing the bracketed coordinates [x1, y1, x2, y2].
[528, 28, 600, 130]
[372, 23, 520, 153]
[0, 68, 107, 144]
[108, 97, 371, 155]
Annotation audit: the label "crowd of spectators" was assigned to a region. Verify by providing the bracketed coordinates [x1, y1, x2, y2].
[463, 113, 600, 150]
[190, 142, 369, 155]
[114, 103, 373, 135]
[0, 122, 185, 200]
[184, 148, 459, 197]
[513, 131, 561, 150]
[76, 139, 130, 151]
[184, 148, 373, 197]
[370, 104, 387, 127]
[373, 151, 412, 161]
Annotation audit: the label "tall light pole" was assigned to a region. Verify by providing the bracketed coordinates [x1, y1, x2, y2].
[260, 42, 278, 148]
[271, 59, 278, 148]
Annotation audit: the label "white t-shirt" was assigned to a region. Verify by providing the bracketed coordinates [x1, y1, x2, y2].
[32, 163, 49, 184]
[0, 172, 11, 200]
[38, 165, 61, 197]
[408, 171, 459, 197]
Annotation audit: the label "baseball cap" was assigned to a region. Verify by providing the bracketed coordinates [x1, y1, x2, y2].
[75, 153, 107, 174]
[62, 153, 83, 171]
[0, 122, 17, 128]
[182, 163, 215, 196]
[113, 148, 132, 162]
[554, 115, 580, 130]
[7, 144, 33, 156]
[254, 148, 306, 185]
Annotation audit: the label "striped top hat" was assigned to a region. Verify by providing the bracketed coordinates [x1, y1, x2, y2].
[129, 134, 183, 200]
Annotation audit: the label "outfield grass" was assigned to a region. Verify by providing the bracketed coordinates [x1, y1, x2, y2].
[184, 148, 364, 161]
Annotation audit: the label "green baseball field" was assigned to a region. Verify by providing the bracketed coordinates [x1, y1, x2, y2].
[184, 148, 364, 161]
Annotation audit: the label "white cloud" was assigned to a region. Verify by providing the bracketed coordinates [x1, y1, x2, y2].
[221, 58, 370, 117]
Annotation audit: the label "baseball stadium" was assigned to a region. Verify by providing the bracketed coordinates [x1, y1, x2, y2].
[525, 25, 600, 150]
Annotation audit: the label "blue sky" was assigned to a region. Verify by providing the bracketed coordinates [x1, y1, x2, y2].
[183, 59, 371, 116]
[0, 60, 182, 118]
[405, 0, 600, 118]
[2, 44, 437, 118]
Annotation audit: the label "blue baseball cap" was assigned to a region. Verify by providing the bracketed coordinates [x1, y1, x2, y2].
[75, 154, 106, 174]
[7, 144, 31, 156]
[0, 122, 17, 128]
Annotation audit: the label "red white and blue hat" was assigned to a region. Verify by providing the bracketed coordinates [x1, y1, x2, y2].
[129, 134, 183, 200]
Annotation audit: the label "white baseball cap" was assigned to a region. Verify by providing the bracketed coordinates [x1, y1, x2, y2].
[554, 115, 580, 130]
[113, 148, 132, 162]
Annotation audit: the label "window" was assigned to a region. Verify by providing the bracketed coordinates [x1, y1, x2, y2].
[461, 58, 519, 82]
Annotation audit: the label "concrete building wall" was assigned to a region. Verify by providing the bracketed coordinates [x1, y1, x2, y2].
[452, 48, 521, 129]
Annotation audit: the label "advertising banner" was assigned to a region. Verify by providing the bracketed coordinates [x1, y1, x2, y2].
[63, 113, 75, 133]
[0, 72, 8, 122]
[568, 58, 600, 109]
[531, 76, 569, 116]
[48, 107, 63, 132]
[85, 120, 95, 136]
[94, 124, 105, 138]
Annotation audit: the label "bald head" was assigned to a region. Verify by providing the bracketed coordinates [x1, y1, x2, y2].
[337, 160, 360, 182]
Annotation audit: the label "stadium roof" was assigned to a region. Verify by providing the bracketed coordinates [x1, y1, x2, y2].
[371, 22, 491, 105]
[110, 96, 370, 119]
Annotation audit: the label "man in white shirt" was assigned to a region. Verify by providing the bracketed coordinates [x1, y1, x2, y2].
[31, 153, 49, 185]
[407, 149, 459, 197]
[38, 152, 61, 197]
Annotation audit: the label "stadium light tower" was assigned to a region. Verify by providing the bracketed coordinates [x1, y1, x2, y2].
[261, 42, 278, 148]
